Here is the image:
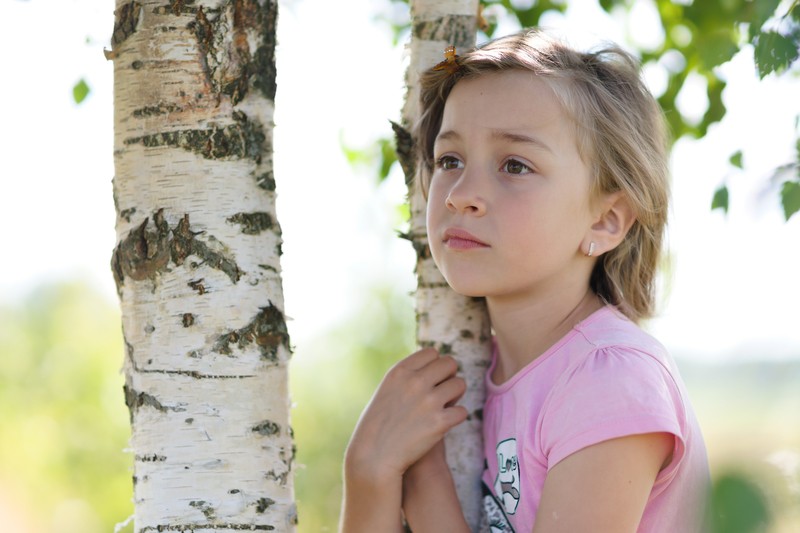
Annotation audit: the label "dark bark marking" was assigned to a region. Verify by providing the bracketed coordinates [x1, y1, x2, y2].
[213, 303, 289, 362]
[413, 14, 476, 48]
[111, 210, 243, 294]
[256, 170, 276, 191]
[182, 313, 195, 327]
[264, 468, 290, 486]
[124, 384, 187, 423]
[135, 454, 167, 462]
[170, 0, 197, 16]
[226, 212, 274, 235]
[123, 110, 267, 163]
[188, 278, 206, 294]
[189, 0, 277, 105]
[111, 209, 172, 291]
[252, 420, 280, 437]
[190, 500, 217, 521]
[391, 120, 415, 186]
[251, 0, 278, 101]
[255, 497, 275, 513]
[120, 207, 137, 222]
[132, 102, 183, 118]
[140, 525, 274, 532]
[111, 1, 142, 49]
[153, 0, 199, 16]
[178, 230, 242, 285]
[124, 384, 167, 414]
[459, 329, 474, 339]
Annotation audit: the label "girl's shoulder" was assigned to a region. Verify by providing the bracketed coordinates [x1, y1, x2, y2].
[573, 304, 669, 362]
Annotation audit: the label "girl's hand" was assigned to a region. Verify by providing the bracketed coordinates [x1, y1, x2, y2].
[344, 348, 468, 486]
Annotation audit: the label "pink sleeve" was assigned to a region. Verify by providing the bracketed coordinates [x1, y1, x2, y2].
[538, 346, 687, 472]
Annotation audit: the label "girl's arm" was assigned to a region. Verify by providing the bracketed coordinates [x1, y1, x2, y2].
[402, 440, 471, 532]
[339, 348, 468, 533]
[533, 432, 673, 533]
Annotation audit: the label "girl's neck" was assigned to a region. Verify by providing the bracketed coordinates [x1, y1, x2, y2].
[487, 285, 603, 384]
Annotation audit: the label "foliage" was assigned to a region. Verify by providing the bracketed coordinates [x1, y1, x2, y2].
[72, 78, 90, 105]
[3, 280, 799, 530]
[290, 285, 416, 530]
[711, 471, 771, 533]
[0, 281, 132, 533]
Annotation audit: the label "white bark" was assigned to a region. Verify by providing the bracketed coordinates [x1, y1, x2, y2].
[110, 1, 295, 531]
[401, 1, 491, 529]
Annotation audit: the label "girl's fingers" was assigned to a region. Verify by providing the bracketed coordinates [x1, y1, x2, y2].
[433, 375, 467, 407]
[421, 355, 459, 386]
[441, 404, 469, 429]
[401, 347, 440, 370]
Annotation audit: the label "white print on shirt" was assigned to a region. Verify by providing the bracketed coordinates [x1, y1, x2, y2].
[494, 438, 521, 515]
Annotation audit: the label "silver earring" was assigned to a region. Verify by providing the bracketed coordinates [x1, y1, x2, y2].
[587, 242, 596, 257]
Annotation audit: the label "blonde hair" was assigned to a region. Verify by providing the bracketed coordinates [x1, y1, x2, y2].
[416, 29, 670, 323]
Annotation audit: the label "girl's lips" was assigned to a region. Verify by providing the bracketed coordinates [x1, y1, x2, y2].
[443, 228, 489, 249]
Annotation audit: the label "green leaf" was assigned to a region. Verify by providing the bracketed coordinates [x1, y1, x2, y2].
[72, 78, 90, 104]
[781, 180, 800, 220]
[711, 185, 729, 213]
[711, 472, 770, 533]
[695, 29, 740, 69]
[747, 0, 782, 40]
[729, 150, 743, 169]
[378, 138, 397, 182]
[598, 0, 615, 12]
[754, 30, 800, 78]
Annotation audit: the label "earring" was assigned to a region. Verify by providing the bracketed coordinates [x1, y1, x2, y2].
[587, 242, 596, 257]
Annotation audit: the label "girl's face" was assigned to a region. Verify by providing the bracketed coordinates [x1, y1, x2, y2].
[426, 70, 597, 302]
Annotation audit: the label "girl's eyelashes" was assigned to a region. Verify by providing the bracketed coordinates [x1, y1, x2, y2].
[434, 154, 535, 174]
[435, 154, 463, 170]
[501, 157, 533, 175]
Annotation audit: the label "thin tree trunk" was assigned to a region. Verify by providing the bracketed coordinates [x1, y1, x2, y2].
[396, 1, 491, 529]
[109, 1, 295, 531]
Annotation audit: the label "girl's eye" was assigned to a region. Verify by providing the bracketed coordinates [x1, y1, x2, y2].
[436, 155, 463, 170]
[502, 158, 532, 175]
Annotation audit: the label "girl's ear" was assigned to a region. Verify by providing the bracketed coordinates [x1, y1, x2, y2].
[585, 192, 636, 256]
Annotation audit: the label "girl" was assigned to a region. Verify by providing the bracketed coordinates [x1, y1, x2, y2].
[341, 29, 710, 532]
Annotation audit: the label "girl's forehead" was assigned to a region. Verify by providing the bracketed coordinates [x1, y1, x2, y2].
[439, 71, 574, 144]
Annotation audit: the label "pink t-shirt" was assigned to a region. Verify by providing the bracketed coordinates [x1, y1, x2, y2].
[481, 305, 710, 532]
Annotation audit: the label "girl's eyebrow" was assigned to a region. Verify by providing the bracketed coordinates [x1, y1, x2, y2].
[435, 128, 552, 153]
[489, 129, 553, 153]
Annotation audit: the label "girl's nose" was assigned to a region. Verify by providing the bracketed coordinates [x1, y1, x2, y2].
[445, 171, 487, 216]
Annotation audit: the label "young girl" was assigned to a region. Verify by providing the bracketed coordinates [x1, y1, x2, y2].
[341, 29, 710, 532]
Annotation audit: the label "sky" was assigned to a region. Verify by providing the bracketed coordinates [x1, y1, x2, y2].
[1, 0, 799, 363]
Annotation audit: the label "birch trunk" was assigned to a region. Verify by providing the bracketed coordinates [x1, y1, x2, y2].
[396, 1, 491, 529]
[109, 1, 295, 531]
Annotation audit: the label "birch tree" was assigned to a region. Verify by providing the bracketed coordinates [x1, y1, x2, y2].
[108, 1, 295, 531]
[394, 1, 491, 528]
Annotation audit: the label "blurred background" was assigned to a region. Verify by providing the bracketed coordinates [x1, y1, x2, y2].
[1, 0, 798, 531]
